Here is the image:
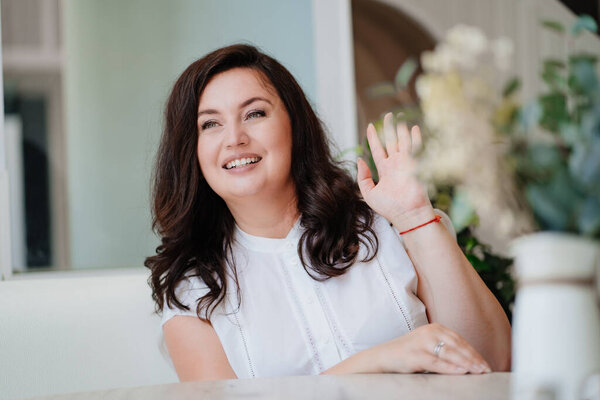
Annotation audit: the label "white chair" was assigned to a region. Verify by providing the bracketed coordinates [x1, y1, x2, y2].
[0, 269, 178, 399]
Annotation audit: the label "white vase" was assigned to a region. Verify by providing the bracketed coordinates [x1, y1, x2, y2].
[511, 232, 600, 400]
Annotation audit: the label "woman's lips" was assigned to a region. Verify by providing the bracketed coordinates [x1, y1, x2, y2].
[223, 156, 262, 170]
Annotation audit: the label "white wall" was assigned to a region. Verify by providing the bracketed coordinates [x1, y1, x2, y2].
[63, 0, 316, 268]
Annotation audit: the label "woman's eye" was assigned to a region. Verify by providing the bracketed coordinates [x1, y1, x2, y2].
[246, 110, 266, 120]
[201, 120, 219, 130]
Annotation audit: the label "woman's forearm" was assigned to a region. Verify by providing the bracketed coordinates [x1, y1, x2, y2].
[320, 346, 383, 375]
[393, 206, 512, 371]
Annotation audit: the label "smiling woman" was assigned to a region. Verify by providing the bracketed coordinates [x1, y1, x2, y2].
[144, 44, 510, 381]
[196, 68, 295, 223]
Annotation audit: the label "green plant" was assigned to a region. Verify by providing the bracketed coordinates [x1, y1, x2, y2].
[502, 15, 600, 238]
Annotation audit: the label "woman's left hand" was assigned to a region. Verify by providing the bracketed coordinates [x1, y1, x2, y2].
[357, 112, 433, 228]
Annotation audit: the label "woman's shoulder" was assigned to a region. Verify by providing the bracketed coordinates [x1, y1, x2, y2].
[161, 273, 210, 325]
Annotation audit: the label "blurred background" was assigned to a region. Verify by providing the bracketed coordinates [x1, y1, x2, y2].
[1, 0, 598, 275]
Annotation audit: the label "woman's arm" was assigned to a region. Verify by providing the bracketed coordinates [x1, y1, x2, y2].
[322, 323, 491, 375]
[356, 113, 511, 371]
[163, 316, 237, 381]
[393, 207, 511, 371]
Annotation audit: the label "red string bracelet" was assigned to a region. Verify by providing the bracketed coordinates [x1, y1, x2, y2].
[398, 215, 441, 235]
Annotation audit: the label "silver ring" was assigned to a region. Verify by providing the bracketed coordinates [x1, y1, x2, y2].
[433, 341, 445, 357]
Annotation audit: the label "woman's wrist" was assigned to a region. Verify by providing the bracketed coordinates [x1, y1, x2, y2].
[391, 205, 437, 234]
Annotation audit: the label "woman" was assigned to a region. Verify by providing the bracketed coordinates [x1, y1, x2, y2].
[145, 44, 511, 381]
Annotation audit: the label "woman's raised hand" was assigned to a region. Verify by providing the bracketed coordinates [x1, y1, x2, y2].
[357, 113, 433, 228]
[374, 323, 492, 374]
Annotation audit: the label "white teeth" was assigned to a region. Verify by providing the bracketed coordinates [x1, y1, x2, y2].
[225, 157, 260, 169]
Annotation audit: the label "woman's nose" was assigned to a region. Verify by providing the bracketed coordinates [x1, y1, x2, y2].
[224, 121, 249, 148]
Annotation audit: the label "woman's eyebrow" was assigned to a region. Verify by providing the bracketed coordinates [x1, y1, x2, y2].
[197, 97, 273, 117]
[240, 96, 272, 108]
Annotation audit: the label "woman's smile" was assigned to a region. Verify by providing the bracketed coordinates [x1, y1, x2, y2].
[223, 155, 262, 171]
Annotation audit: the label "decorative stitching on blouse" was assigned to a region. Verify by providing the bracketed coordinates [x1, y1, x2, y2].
[280, 265, 324, 373]
[376, 257, 414, 331]
[313, 284, 355, 359]
[227, 296, 256, 378]
[232, 309, 256, 378]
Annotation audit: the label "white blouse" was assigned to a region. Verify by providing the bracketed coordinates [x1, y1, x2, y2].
[162, 212, 453, 378]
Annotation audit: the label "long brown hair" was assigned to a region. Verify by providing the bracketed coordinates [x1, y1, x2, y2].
[145, 44, 378, 319]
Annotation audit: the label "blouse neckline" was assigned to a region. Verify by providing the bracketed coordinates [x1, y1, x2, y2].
[233, 216, 303, 252]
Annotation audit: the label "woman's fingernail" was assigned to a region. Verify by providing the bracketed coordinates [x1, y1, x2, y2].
[472, 364, 484, 373]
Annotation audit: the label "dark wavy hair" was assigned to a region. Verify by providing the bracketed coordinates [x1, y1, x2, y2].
[145, 44, 378, 319]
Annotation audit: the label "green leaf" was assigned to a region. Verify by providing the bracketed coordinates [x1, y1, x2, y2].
[577, 196, 600, 237]
[559, 123, 582, 147]
[519, 101, 542, 130]
[569, 53, 598, 65]
[526, 184, 570, 230]
[390, 106, 423, 123]
[541, 20, 565, 33]
[336, 145, 364, 160]
[528, 144, 563, 171]
[467, 254, 490, 273]
[450, 189, 477, 232]
[571, 14, 598, 35]
[394, 58, 418, 90]
[544, 59, 566, 70]
[364, 139, 379, 182]
[539, 92, 569, 133]
[570, 56, 599, 96]
[542, 66, 567, 91]
[526, 170, 583, 231]
[502, 77, 520, 97]
[366, 82, 396, 99]
[569, 138, 600, 190]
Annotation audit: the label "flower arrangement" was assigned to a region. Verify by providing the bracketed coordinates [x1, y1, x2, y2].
[415, 24, 534, 241]
[361, 16, 599, 319]
[416, 17, 599, 241]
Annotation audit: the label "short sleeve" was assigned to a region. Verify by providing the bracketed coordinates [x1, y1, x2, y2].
[161, 276, 210, 326]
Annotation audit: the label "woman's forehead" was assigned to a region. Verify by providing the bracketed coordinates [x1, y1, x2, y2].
[198, 68, 278, 108]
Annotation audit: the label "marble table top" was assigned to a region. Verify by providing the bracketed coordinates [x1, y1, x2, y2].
[28, 373, 511, 400]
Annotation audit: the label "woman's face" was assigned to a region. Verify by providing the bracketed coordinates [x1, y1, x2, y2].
[196, 68, 294, 203]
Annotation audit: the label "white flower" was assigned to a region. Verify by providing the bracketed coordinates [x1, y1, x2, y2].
[491, 37, 514, 71]
[446, 24, 488, 61]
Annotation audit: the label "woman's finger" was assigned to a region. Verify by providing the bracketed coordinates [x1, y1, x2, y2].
[422, 354, 468, 375]
[366, 123, 387, 166]
[431, 341, 488, 374]
[410, 125, 423, 154]
[383, 113, 398, 155]
[443, 334, 491, 371]
[396, 121, 411, 155]
[356, 157, 375, 197]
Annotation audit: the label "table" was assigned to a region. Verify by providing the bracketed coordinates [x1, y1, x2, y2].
[27, 373, 511, 400]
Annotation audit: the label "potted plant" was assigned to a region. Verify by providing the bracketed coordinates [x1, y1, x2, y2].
[412, 17, 600, 400]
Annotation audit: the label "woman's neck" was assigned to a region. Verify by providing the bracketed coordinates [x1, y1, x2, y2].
[226, 186, 300, 239]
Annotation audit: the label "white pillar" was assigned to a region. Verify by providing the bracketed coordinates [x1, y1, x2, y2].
[0, 5, 13, 280]
[312, 0, 358, 160]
